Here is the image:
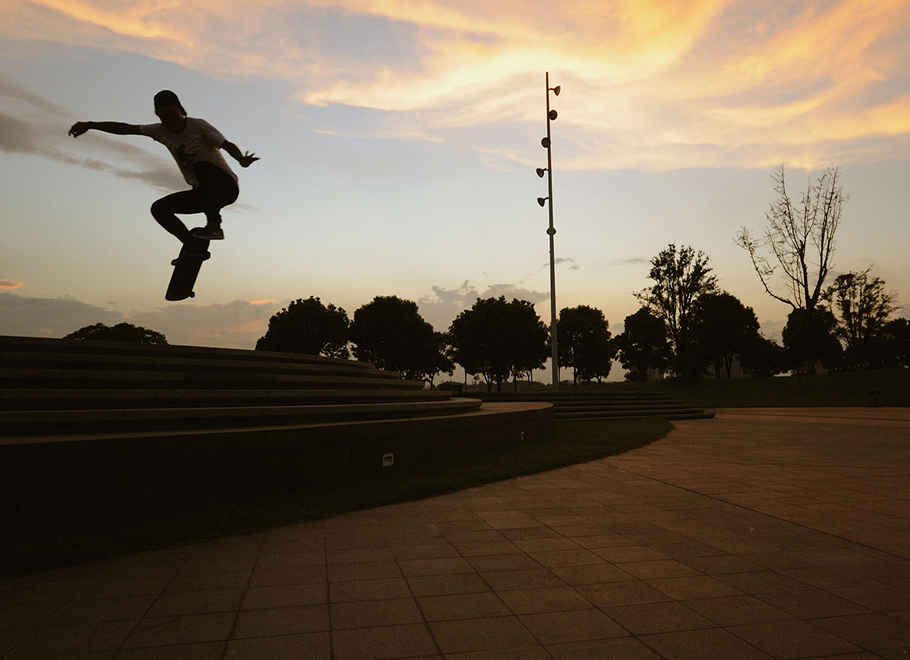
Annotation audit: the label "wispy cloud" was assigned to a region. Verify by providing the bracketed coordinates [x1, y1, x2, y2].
[0, 279, 23, 290]
[6, 0, 910, 170]
[0, 292, 281, 348]
[0, 74, 184, 190]
[418, 279, 549, 330]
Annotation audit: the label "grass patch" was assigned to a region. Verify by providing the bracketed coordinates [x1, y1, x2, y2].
[562, 368, 910, 409]
[2, 417, 672, 577]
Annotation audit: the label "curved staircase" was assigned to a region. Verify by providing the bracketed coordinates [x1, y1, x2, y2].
[475, 390, 714, 421]
[0, 336, 552, 542]
[0, 335, 481, 435]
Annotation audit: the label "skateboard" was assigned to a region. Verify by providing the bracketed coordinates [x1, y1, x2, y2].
[165, 234, 210, 301]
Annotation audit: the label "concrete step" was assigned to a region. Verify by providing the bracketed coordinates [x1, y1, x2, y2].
[0, 387, 452, 411]
[0, 397, 484, 435]
[473, 390, 713, 421]
[0, 368, 426, 391]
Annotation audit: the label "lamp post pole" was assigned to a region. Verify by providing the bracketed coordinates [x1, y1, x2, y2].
[543, 72, 559, 391]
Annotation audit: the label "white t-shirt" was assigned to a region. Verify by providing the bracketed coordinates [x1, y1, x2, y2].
[140, 118, 238, 187]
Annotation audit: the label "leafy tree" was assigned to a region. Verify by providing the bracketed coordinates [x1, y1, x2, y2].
[615, 307, 671, 381]
[256, 296, 350, 358]
[740, 335, 789, 377]
[736, 165, 847, 373]
[557, 305, 615, 384]
[350, 296, 452, 383]
[635, 243, 717, 379]
[691, 292, 761, 379]
[824, 268, 899, 366]
[782, 307, 843, 373]
[448, 296, 549, 391]
[64, 322, 168, 344]
[877, 318, 910, 368]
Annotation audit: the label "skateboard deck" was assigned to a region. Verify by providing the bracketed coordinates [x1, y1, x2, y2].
[165, 235, 210, 301]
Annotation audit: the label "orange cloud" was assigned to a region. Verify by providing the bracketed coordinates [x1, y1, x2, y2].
[0, 279, 24, 290]
[6, 0, 910, 170]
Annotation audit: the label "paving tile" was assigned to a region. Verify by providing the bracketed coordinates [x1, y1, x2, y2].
[326, 560, 402, 582]
[5, 620, 135, 657]
[592, 546, 668, 563]
[681, 595, 794, 626]
[527, 549, 604, 568]
[417, 592, 510, 621]
[602, 601, 714, 635]
[519, 609, 627, 644]
[466, 553, 541, 573]
[547, 636, 665, 659]
[444, 647, 552, 660]
[756, 588, 870, 618]
[113, 641, 227, 659]
[728, 620, 862, 659]
[329, 577, 411, 603]
[617, 560, 702, 581]
[398, 557, 474, 577]
[830, 583, 910, 612]
[242, 583, 327, 609]
[429, 616, 537, 654]
[248, 565, 326, 587]
[407, 573, 490, 597]
[390, 543, 460, 562]
[121, 613, 235, 648]
[549, 562, 635, 586]
[330, 597, 423, 629]
[224, 632, 330, 659]
[164, 571, 252, 594]
[809, 613, 910, 650]
[645, 575, 743, 600]
[479, 568, 565, 591]
[145, 589, 245, 617]
[576, 580, 673, 607]
[42, 596, 154, 626]
[715, 570, 812, 595]
[332, 623, 438, 660]
[676, 554, 764, 575]
[231, 605, 330, 638]
[640, 628, 774, 660]
[498, 586, 593, 615]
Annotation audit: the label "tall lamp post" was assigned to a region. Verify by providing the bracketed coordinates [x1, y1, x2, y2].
[537, 72, 560, 391]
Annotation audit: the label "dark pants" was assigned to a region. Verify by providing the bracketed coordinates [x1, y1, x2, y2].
[150, 162, 239, 243]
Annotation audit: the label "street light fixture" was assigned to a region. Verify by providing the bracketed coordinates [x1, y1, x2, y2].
[537, 71, 560, 391]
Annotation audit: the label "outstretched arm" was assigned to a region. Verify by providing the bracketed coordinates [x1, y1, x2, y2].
[221, 140, 259, 168]
[69, 121, 142, 138]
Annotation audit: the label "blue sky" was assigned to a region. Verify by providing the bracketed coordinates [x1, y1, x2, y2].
[2, 0, 908, 380]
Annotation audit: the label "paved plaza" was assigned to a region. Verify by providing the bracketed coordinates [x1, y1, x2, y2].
[2, 408, 910, 659]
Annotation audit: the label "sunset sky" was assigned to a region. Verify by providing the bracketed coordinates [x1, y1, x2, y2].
[2, 0, 908, 380]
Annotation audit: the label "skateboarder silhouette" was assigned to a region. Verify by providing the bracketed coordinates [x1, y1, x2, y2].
[69, 90, 258, 260]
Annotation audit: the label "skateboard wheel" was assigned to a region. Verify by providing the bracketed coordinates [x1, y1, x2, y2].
[189, 292, 195, 298]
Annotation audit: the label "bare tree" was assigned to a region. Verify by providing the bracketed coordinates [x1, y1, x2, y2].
[736, 164, 848, 373]
[736, 164, 847, 314]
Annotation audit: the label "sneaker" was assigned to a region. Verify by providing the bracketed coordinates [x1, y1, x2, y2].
[191, 225, 224, 240]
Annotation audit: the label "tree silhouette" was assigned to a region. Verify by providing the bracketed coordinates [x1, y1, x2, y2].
[448, 296, 549, 391]
[557, 305, 615, 384]
[351, 296, 452, 384]
[615, 308, 670, 381]
[691, 292, 761, 379]
[877, 318, 910, 368]
[736, 164, 847, 373]
[256, 297, 350, 358]
[824, 268, 899, 366]
[64, 322, 168, 344]
[635, 244, 717, 379]
[782, 307, 843, 373]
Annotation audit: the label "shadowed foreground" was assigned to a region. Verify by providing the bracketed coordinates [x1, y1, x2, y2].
[2, 409, 909, 659]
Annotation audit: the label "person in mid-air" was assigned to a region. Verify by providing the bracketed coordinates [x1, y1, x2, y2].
[69, 90, 258, 262]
